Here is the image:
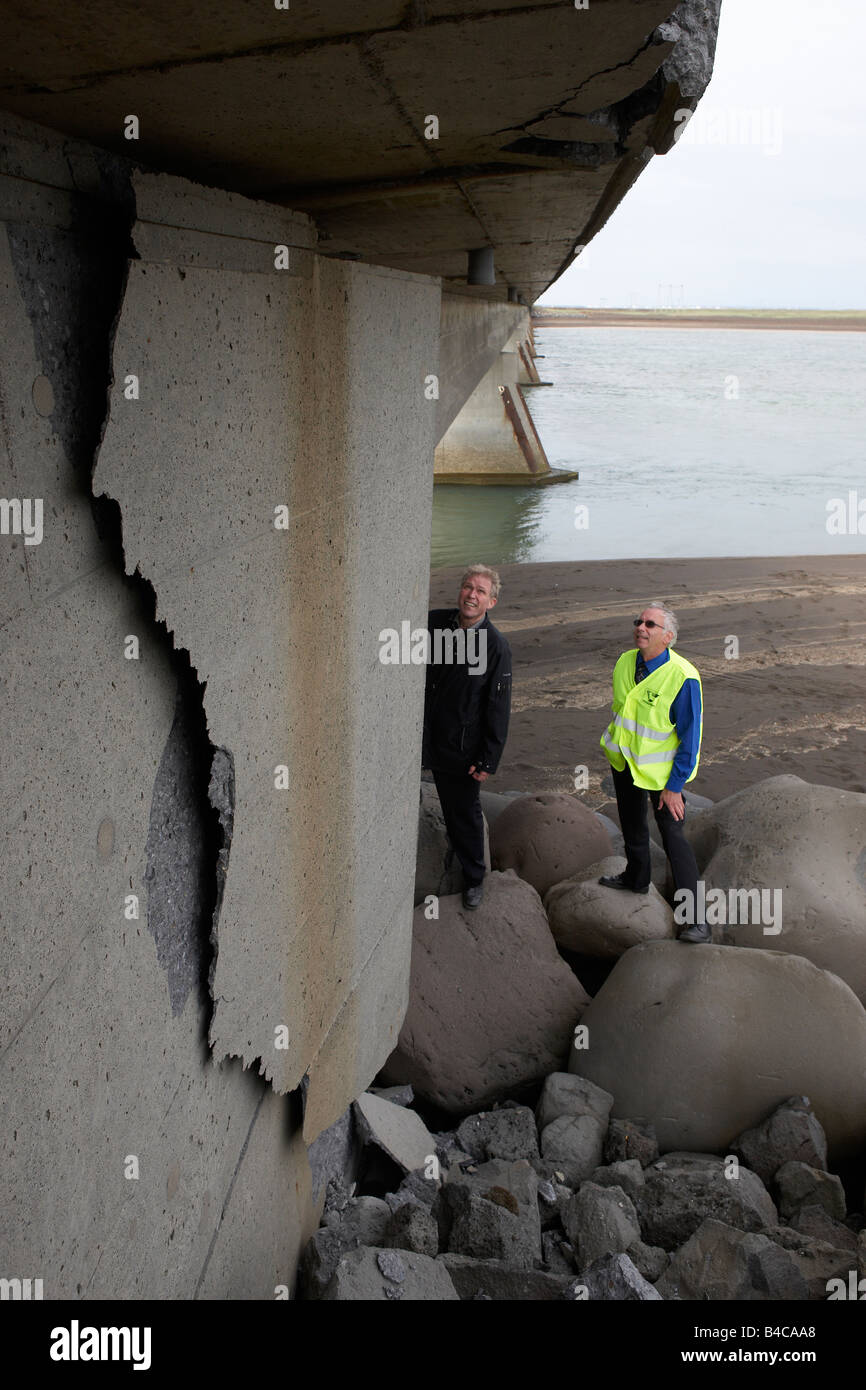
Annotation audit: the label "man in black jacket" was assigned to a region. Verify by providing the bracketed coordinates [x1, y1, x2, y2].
[422, 565, 512, 910]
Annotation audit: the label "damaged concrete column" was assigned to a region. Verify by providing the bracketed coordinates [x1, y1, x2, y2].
[0, 113, 441, 1298]
[93, 170, 442, 1143]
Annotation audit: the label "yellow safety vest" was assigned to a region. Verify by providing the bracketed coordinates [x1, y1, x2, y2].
[600, 648, 702, 791]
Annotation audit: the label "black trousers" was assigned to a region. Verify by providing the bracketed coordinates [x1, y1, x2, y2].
[612, 763, 699, 911]
[432, 768, 486, 887]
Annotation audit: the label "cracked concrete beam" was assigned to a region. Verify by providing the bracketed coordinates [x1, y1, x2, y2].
[0, 0, 722, 300]
[558, 39, 676, 117]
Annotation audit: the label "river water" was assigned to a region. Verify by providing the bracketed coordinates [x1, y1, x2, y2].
[431, 326, 866, 568]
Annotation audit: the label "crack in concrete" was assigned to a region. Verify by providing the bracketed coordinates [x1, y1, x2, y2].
[0, 4, 571, 96]
[193, 1088, 266, 1299]
[561, 26, 664, 108]
[207, 749, 235, 1030]
[356, 39, 495, 249]
[74, 163, 234, 1033]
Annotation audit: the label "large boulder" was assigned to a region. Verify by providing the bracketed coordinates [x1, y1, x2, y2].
[381, 870, 588, 1113]
[685, 775, 866, 1003]
[491, 793, 612, 896]
[415, 780, 490, 906]
[568, 941, 866, 1159]
[544, 856, 675, 958]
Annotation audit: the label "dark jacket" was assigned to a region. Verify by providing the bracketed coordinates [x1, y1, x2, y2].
[421, 608, 512, 775]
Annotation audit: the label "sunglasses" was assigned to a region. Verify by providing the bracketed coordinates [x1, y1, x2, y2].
[634, 618, 664, 629]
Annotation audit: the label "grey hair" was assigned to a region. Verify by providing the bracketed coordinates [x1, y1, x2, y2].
[644, 601, 678, 641]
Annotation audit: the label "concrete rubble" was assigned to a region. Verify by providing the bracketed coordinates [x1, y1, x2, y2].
[302, 1085, 864, 1301]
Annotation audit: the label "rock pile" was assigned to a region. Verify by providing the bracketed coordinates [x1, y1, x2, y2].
[300, 1088, 862, 1300]
[332, 776, 866, 1298]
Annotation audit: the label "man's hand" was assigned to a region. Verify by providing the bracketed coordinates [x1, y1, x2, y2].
[468, 765, 490, 782]
[659, 788, 685, 820]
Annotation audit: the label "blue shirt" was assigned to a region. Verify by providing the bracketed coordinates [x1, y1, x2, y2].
[635, 649, 702, 794]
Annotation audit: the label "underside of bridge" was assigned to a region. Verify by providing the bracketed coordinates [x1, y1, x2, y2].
[1, 2, 721, 1297]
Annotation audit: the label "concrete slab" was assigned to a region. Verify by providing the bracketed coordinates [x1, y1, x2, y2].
[354, 1092, 435, 1175]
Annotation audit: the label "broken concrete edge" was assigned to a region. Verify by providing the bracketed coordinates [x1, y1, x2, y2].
[206, 747, 236, 1008]
[549, 2, 720, 289]
[299, 893, 415, 1142]
[84, 153, 241, 1067]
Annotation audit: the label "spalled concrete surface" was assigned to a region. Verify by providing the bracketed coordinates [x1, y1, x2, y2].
[92, 168, 442, 1134]
[0, 117, 316, 1297]
[0, 113, 434, 1296]
[0, 1, 722, 301]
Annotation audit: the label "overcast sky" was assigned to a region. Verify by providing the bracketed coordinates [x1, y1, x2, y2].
[539, 0, 866, 309]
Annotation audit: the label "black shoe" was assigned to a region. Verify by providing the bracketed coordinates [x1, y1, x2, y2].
[462, 882, 484, 911]
[678, 923, 712, 944]
[598, 873, 649, 895]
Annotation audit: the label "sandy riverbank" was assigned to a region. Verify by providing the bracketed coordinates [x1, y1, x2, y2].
[532, 309, 866, 332]
[429, 555, 866, 809]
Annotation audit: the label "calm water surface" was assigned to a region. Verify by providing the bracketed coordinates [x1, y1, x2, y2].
[430, 326, 866, 567]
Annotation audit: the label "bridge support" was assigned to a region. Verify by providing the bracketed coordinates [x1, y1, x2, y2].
[434, 325, 575, 485]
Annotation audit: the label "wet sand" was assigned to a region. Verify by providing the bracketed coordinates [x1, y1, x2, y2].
[429, 555, 866, 809]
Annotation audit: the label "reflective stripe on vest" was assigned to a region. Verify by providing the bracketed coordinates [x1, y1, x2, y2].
[611, 712, 673, 742]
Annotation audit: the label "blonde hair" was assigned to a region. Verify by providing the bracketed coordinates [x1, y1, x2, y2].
[461, 565, 501, 600]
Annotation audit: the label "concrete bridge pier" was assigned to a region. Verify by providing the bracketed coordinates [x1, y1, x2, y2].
[434, 320, 575, 487]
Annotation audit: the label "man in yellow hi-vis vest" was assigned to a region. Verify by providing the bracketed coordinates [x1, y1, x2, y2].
[599, 602, 709, 943]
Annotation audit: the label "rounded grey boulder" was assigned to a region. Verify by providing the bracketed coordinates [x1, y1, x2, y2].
[568, 940, 866, 1159]
[382, 870, 589, 1113]
[491, 793, 612, 896]
[685, 775, 866, 1003]
[544, 855, 675, 958]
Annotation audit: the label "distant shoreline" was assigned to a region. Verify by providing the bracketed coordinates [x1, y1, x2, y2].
[532, 308, 866, 333]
